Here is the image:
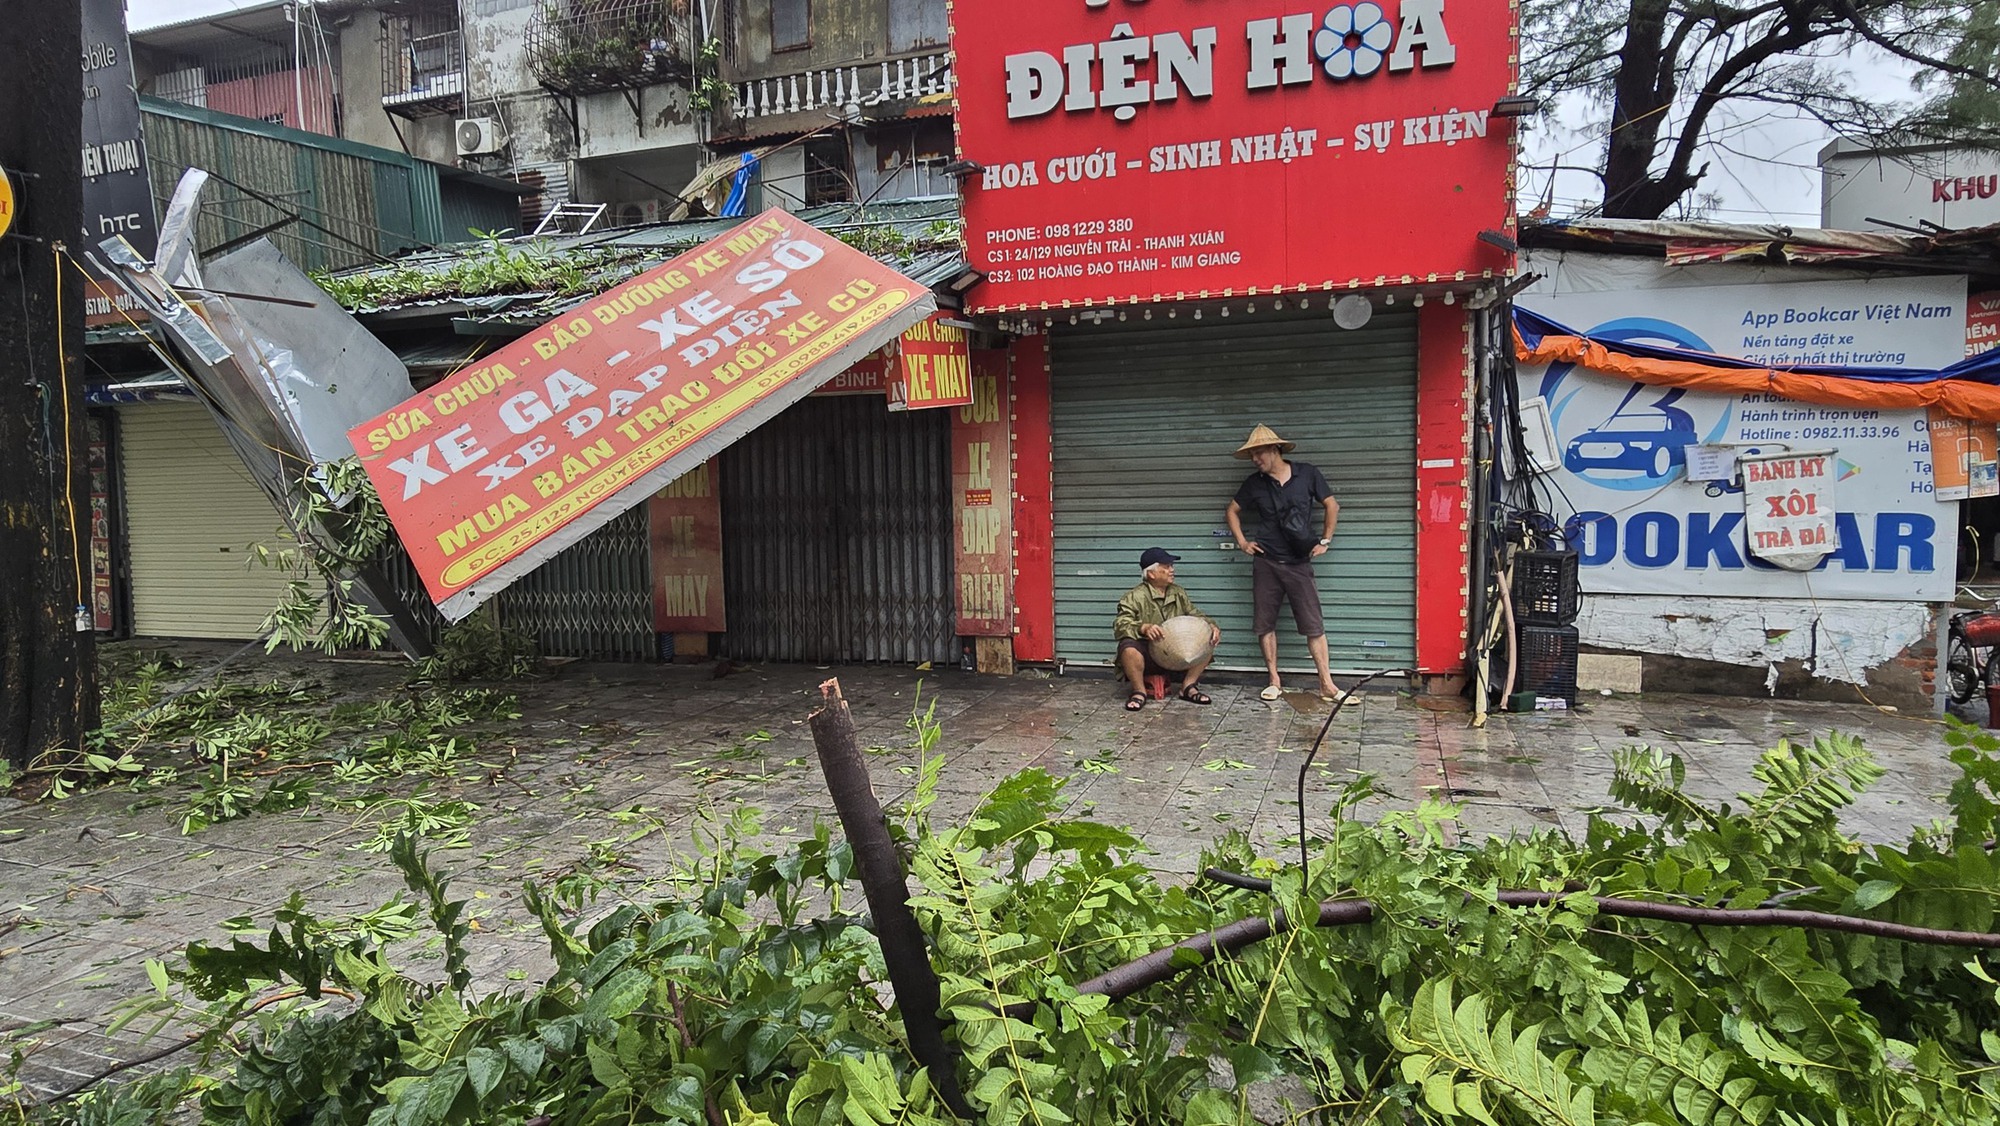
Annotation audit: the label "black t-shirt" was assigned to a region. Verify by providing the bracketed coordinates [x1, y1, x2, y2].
[1234, 460, 1332, 564]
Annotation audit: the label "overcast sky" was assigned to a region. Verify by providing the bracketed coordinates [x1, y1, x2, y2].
[126, 0, 1921, 226]
[130, 0, 264, 30]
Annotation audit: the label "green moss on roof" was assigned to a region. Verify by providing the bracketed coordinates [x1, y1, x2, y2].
[313, 210, 963, 313]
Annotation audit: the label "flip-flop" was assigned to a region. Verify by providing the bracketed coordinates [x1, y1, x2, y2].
[1259, 685, 1283, 702]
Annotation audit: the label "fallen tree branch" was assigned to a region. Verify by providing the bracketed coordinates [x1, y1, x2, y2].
[1012, 868, 2000, 1010]
[36, 986, 354, 1105]
[1200, 868, 2000, 948]
[810, 679, 975, 1119]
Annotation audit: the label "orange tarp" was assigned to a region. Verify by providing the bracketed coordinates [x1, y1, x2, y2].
[1514, 327, 2000, 424]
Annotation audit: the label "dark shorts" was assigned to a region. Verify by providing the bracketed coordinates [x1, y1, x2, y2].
[1252, 555, 1325, 638]
[1116, 637, 1169, 675]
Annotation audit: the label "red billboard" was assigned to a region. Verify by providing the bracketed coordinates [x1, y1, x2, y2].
[952, 0, 1517, 312]
[350, 209, 935, 619]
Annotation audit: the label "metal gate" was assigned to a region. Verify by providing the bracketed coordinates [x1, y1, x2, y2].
[381, 505, 654, 661]
[1048, 307, 1419, 673]
[719, 395, 956, 664]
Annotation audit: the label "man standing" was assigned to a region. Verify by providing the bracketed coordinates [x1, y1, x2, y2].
[1113, 548, 1221, 711]
[1225, 425, 1341, 702]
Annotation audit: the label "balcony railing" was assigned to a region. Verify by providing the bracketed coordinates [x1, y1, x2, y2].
[381, 19, 465, 117]
[526, 0, 693, 96]
[732, 50, 948, 121]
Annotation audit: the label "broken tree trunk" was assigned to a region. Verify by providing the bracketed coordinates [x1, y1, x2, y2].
[809, 679, 974, 1119]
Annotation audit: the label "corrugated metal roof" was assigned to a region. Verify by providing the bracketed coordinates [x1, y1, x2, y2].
[322, 198, 968, 321]
[1521, 217, 2000, 279]
[86, 337, 488, 402]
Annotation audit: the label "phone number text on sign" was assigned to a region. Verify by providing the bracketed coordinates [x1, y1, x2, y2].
[979, 219, 1248, 286]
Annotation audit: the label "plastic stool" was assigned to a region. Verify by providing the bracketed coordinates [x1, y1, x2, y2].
[1146, 674, 1170, 700]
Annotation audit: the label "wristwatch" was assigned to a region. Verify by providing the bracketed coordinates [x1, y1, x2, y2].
[1317, 537, 1331, 546]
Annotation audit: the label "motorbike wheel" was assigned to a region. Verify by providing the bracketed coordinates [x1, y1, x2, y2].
[1949, 631, 1980, 705]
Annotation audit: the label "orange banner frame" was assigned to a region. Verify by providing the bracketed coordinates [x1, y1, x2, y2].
[1516, 325, 2000, 424]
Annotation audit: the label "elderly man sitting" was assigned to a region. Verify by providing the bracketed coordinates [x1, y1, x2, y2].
[1114, 547, 1222, 711]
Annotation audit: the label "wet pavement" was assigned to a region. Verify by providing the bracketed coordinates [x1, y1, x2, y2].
[0, 645, 1968, 1098]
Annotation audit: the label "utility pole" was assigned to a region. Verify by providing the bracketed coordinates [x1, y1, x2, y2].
[0, 0, 96, 770]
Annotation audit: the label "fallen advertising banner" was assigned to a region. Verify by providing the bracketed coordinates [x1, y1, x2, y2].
[350, 209, 937, 619]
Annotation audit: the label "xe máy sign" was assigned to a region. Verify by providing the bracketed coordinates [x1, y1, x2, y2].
[952, 0, 1517, 312]
[888, 313, 974, 410]
[350, 209, 935, 619]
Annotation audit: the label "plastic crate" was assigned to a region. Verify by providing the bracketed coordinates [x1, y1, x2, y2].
[1511, 550, 1580, 625]
[1516, 623, 1579, 704]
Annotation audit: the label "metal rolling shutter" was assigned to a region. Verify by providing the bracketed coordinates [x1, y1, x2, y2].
[719, 395, 956, 664]
[487, 505, 654, 661]
[377, 504, 654, 661]
[118, 402, 298, 640]
[1049, 307, 1418, 673]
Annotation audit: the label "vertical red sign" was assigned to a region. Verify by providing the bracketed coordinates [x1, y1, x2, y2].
[954, 349, 1014, 634]
[889, 313, 975, 410]
[648, 460, 727, 632]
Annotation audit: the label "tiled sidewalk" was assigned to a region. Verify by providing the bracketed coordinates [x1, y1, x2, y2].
[0, 647, 1961, 1098]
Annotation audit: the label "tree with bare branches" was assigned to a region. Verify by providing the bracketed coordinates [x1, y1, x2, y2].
[1522, 0, 2000, 219]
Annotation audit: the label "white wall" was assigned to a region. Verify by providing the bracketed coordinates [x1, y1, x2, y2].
[1821, 140, 2000, 232]
[1517, 249, 1962, 703]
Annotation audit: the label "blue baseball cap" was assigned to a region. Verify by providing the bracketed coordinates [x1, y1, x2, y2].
[1139, 547, 1181, 569]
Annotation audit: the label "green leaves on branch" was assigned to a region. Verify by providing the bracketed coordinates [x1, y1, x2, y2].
[254, 456, 394, 655]
[32, 725, 2000, 1126]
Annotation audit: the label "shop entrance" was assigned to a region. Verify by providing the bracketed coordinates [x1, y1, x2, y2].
[719, 395, 957, 664]
[1047, 308, 1420, 673]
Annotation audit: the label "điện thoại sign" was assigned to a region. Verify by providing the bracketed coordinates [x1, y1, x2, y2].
[350, 209, 937, 620]
[951, 0, 1517, 312]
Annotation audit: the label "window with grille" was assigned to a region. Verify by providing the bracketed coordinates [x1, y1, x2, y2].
[771, 0, 809, 51]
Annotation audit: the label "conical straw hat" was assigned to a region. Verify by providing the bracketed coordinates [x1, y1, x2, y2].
[1234, 424, 1296, 459]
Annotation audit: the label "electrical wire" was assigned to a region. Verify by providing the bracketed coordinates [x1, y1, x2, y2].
[53, 244, 85, 615]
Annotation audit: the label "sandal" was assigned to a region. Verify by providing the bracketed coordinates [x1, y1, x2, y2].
[1178, 686, 1213, 706]
[1258, 684, 1284, 702]
[1125, 692, 1147, 711]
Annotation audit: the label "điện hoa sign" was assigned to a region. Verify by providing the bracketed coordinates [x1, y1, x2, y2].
[349, 209, 937, 620]
[950, 0, 1518, 312]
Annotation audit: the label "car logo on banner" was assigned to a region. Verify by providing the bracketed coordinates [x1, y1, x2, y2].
[1538, 317, 1733, 491]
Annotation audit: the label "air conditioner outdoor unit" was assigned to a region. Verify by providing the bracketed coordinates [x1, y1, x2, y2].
[455, 117, 505, 157]
[614, 199, 662, 226]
